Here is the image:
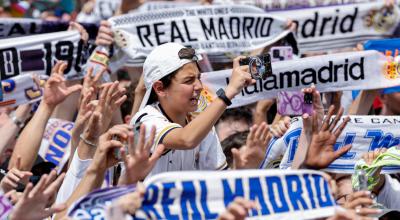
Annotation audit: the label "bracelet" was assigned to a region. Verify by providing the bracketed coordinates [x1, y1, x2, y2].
[11, 116, 24, 129]
[79, 134, 97, 147]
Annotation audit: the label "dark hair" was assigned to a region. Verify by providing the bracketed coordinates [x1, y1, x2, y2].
[148, 69, 179, 104]
[147, 61, 202, 104]
[120, 84, 134, 119]
[217, 106, 253, 126]
[221, 131, 249, 168]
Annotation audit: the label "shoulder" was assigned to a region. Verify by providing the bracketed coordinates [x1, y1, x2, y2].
[130, 104, 167, 126]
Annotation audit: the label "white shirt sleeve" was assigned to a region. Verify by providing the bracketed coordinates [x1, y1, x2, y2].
[130, 105, 182, 153]
[377, 174, 400, 209]
[55, 150, 92, 204]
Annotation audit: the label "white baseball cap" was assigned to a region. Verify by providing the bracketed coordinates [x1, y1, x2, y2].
[139, 43, 202, 110]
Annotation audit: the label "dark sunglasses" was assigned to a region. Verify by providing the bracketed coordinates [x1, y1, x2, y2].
[178, 48, 199, 61]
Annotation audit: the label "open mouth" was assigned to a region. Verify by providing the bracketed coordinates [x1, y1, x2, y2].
[190, 97, 199, 105]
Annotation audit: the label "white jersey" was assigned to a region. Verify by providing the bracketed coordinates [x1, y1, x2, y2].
[130, 102, 227, 179]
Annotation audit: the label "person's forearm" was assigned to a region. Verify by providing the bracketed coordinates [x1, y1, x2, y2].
[0, 119, 19, 155]
[54, 165, 106, 220]
[164, 98, 227, 150]
[8, 103, 54, 171]
[348, 89, 380, 115]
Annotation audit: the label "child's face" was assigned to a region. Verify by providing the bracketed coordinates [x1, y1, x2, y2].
[164, 62, 203, 114]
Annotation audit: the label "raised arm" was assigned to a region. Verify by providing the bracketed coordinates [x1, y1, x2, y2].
[8, 62, 82, 171]
[0, 104, 31, 155]
[54, 124, 131, 220]
[162, 57, 255, 150]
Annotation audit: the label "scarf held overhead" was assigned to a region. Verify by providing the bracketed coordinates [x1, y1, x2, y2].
[0, 30, 88, 80]
[274, 116, 400, 173]
[108, 5, 291, 60]
[201, 50, 400, 108]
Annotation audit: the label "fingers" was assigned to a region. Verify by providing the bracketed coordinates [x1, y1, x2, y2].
[346, 191, 371, 208]
[246, 124, 257, 143]
[321, 105, 335, 131]
[136, 124, 146, 155]
[66, 84, 83, 96]
[149, 144, 166, 164]
[231, 148, 242, 169]
[333, 116, 350, 137]
[333, 144, 352, 160]
[44, 172, 66, 196]
[328, 107, 344, 132]
[143, 126, 156, 154]
[311, 111, 318, 134]
[233, 56, 247, 69]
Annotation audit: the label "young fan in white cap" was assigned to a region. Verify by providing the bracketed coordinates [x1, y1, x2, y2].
[131, 42, 255, 178]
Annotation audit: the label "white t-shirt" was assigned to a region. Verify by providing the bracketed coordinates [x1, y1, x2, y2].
[130, 103, 227, 178]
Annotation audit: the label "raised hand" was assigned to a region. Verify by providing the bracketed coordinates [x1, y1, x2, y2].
[225, 56, 256, 100]
[9, 170, 66, 220]
[91, 124, 132, 172]
[270, 116, 290, 138]
[0, 157, 32, 193]
[81, 66, 106, 99]
[342, 191, 382, 217]
[43, 61, 82, 109]
[68, 22, 89, 44]
[121, 124, 165, 184]
[95, 20, 114, 47]
[303, 106, 351, 169]
[96, 81, 127, 133]
[232, 122, 271, 169]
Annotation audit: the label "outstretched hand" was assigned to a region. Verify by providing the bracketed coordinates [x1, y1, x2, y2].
[232, 122, 271, 169]
[43, 61, 82, 109]
[121, 124, 165, 184]
[10, 170, 66, 220]
[303, 105, 351, 169]
[0, 156, 32, 193]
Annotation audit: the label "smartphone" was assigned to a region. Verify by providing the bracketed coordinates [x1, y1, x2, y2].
[269, 46, 293, 62]
[277, 91, 313, 116]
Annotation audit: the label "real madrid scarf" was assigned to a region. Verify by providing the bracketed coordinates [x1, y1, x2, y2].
[108, 5, 291, 65]
[273, 116, 400, 174]
[200, 50, 400, 108]
[68, 170, 337, 220]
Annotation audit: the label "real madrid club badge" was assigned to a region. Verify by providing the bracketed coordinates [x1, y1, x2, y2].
[384, 55, 400, 80]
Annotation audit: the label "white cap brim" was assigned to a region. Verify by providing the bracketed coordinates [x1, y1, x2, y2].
[139, 88, 152, 110]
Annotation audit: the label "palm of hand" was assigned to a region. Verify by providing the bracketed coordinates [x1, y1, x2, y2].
[43, 82, 69, 107]
[241, 143, 265, 169]
[125, 153, 152, 183]
[307, 131, 337, 168]
[12, 193, 50, 220]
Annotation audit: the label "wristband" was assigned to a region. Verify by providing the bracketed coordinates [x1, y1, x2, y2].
[79, 134, 97, 148]
[11, 116, 24, 129]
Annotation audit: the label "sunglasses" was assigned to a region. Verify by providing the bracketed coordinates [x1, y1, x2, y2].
[178, 48, 199, 61]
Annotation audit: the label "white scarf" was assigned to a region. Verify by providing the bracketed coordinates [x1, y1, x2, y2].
[201, 50, 400, 108]
[0, 74, 43, 107]
[68, 170, 337, 220]
[109, 5, 291, 65]
[270, 2, 400, 52]
[212, 0, 374, 11]
[0, 30, 85, 80]
[272, 116, 400, 174]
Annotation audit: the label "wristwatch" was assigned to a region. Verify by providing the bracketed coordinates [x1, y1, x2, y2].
[11, 116, 24, 129]
[216, 88, 232, 106]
